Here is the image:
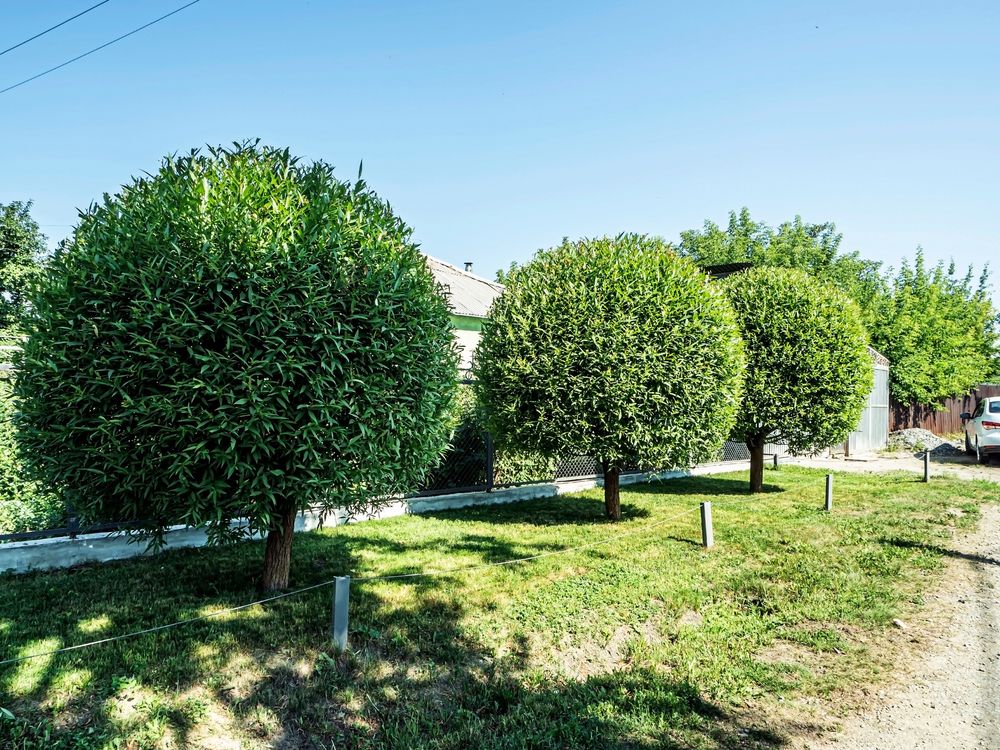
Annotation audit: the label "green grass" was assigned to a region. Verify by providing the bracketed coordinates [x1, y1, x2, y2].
[0, 467, 995, 749]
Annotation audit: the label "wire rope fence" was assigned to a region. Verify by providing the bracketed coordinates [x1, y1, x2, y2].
[0, 472, 842, 668]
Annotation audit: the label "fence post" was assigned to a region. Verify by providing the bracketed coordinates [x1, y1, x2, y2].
[66, 499, 80, 540]
[923, 450, 930, 482]
[332, 576, 351, 652]
[700, 502, 714, 548]
[825, 474, 833, 512]
[772, 454, 779, 470]
[485, 432, 495, 492]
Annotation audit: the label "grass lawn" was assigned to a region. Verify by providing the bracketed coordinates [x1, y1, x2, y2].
[0, 467, 995, 749]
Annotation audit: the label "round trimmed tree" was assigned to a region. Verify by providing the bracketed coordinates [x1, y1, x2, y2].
[724, 267, 872, 492]
[473, 235, 746, 520]
[14, 144, 458, 590]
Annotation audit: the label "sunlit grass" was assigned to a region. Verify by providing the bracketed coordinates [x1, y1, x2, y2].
[0, 467, 995, 749]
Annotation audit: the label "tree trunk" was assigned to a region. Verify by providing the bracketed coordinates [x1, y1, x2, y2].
[603, 463, 621, 520]
[747, 435, 766, 493]
[260, 500, 298, 592]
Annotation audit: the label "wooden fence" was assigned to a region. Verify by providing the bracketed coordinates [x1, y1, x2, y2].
[890, 384, 1000, 434]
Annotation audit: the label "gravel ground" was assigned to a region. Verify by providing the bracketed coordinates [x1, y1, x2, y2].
[886, 428, 966, 456]
[795, 454, 1000, 749]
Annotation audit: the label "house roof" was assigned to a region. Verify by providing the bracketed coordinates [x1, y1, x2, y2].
[424, 255, 504, 319]
[867, 346, 890, 367]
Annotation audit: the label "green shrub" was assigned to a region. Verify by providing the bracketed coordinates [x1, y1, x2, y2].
[473, 234, 745, 519]
[0, 378, 63, 535]
[14, 143, 458, 589]
[724, 267, 872, 491]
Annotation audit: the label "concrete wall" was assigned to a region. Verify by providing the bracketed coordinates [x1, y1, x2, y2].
[0, 467, 714, 575]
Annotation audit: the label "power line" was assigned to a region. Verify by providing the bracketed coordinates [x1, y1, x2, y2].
[0, 0, 203, 96]
[0, 1, 114, 58]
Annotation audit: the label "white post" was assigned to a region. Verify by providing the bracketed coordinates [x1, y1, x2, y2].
[825, 474, 833, 512]
[700, 502, 714, 548]
[332, 575, 350, 652]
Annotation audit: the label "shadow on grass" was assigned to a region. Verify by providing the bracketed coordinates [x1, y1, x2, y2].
[881, 537, 1000, 568]
[637, 476, 784, 497]
[423, 495, 652, 526]
[1, 518, 792, 749]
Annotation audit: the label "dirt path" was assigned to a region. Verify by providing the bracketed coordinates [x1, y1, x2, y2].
[797, 451, 1000, 484]
[796, 456, 1000, 749]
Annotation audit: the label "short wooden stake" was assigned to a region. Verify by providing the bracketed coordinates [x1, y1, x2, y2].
[700, 502, 714, 548]
[825, 474, 833, 512]
[772, 454, 780, 470]
[923, 450, 930, 482]
[332, 575, 350, 652]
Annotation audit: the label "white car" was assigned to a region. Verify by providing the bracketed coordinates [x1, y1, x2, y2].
[962, 396, 1000, 464]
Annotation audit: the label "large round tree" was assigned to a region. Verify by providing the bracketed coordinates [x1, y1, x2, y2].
[724, 267, 872, 492]
[15, 143, 458, 590]
[473, 235, 745, 519]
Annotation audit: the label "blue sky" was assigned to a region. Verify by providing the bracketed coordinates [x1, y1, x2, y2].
[1, 0, 997, 299]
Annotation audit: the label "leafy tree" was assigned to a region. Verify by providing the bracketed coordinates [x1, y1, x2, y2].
[495, 261, 520, 286]
[473, 234, 745, 520]
[15, 143, 458, 590]
[724, 267, 872, 492]
[871, 250, 995, 404]
[678, 208, 886, 332]
[0, 201, 47, 336]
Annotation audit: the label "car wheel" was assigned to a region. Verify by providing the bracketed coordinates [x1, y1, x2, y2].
[966, 432, 974, 455]
[977, 440, 989, 465]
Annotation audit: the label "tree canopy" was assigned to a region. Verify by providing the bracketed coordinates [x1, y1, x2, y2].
[678, 208, 886, 332]
[15, 143, 458, 590]
[724, 267, 872, 492]
[680, 208, 997, 406]
[0, 201, 47, 337]
[872, 251, 996, 404]
[474, 234, 745, 519]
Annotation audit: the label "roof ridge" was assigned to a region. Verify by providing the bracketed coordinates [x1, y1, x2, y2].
[423, 253, 505, 290]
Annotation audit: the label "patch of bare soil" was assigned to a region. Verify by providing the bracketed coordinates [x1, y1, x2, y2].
[551, 614, 670, 680]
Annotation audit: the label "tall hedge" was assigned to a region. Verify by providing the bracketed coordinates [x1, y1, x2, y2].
[473, 234, 745, 519]
[724, 267, 872, 491]
[14, 143, 458, 589]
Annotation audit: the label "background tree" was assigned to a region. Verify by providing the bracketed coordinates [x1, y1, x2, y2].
[473, 234, 745, 520]
[0, 201, 47, 337]
[724, 267, 872, 492]
[871, 250, 995, 404]
[678, 208, 887, 333]
[15, 143, 458, 590]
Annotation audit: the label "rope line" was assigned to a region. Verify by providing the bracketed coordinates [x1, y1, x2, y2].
[0, 505, 701, 667]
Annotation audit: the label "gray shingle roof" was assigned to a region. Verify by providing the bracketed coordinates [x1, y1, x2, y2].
[424, 255, 504, 319]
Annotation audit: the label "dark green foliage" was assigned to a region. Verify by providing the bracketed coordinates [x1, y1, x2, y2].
[724, 267, 872, 454]
[871, 250, 996, 405]
[0, 201, 46, 336]
[422, 386, 556, 491]
[678, 208, 886, 334]
[474, 234, 745, 471]
[13, 143, 458, 548]
[0, 377, 62, 535]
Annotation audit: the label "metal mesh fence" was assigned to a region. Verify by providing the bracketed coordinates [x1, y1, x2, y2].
[415, 427, 490, 496]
